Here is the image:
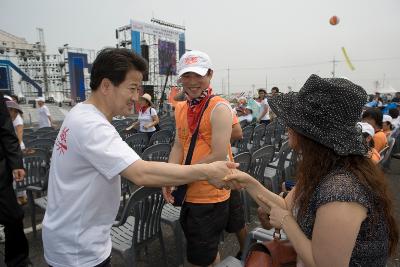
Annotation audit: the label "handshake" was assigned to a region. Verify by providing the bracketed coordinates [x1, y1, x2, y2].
[162, 161, 253, 204]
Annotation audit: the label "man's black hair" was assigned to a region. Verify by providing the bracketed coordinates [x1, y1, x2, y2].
[90, 48, 148, 91]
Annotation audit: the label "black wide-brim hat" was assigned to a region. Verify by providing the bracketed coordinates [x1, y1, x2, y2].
[269, 74, 368, 156]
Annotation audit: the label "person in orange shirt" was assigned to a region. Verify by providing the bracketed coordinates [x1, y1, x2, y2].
[362, 108, 388, 153]
[358, 122, 380, 163]
[162, 50, 243, 267]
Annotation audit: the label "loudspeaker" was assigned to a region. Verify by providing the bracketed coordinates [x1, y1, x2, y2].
[141, 44, 149, 81]
[142, 85, 154, 99]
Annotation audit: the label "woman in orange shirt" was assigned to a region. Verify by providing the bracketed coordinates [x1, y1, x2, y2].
[362, 108, 387, 152]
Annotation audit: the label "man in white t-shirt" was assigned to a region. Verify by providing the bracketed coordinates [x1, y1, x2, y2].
[256, 89, 270, 125]
[42, 48, 234, 267]
[36, 97, 52, 128]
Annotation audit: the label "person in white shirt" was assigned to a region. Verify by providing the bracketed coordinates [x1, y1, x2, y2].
[256, 89, 270, 125]
[238, 106, 253, 123]
[36, 97, 52, 128]
[389, 108, 400, 129]
[42, 48, 234, 267]
[128, 93, 159, 138]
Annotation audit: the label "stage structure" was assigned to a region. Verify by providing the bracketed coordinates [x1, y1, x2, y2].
[0, 29, 45, 98]
[0, 29, 95, 103]
[57, 45, 95, 103]
[115, 18, 185, 109]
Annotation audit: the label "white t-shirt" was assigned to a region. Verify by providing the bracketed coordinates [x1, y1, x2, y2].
[38, 105, 51, 128]
[12, 114, 25, 150]
[392, 117, 400, 129]
[258, 98, 270, 121]
[42, 103, 140, 267]
[138, 107, 157, 132]
[239, 114, 253, 123]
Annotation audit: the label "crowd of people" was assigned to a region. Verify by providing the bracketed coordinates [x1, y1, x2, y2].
[0, 47, 399, 267]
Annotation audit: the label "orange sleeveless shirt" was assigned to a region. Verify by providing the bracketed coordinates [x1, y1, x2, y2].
[175, 96, 233, 203]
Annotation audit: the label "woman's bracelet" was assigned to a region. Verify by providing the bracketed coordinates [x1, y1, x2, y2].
[280, 213, 292, 229]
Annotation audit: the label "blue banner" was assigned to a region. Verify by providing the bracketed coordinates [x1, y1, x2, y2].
[131, 30, 141, 55]
[68, 52, 89, 101]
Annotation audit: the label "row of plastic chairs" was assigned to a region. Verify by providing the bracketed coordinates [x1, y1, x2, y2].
[26, 143, 173, 242]
[379, 137, 396, 169]
[234, 120, 286, 155]
[113, 143, 184, 266]
[124, 130, 174, 157]
[233, 141, 294, 222]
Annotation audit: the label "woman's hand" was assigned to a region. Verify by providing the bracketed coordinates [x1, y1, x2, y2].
[223, 169, 253, 189]
[258, 195, 292, 229]
[206, 161, 239, 189]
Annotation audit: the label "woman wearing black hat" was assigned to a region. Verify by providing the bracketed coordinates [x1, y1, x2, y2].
[225, 75, 398, 266]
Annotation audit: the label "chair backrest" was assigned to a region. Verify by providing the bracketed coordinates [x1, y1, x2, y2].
[275, 141, 291, 171]
[115, 124, 128, 134]
[249, 145, 275, 185]
[239, 120, 248, 129]
[26, 138, 55, 152]
[121, 118, 134, 126]
[285, 150, 298, 180]
[24, 128, 35, 134]
[148, 129, 174, 146]
[120, 187, 165, 246]
[159, 123, 175, 134]
[120, 128, 138, 140]
[35, 126, 54, 133]
[251, 124, 266, 152]
[125, 133, 149, 156]
[270, 141, 292, 192]
[379, 146, 389, 158]
[235, 125, 254, 153]
[158, 118, 174, 128]
[17, 149, 48, 191]
[234, 152, 252, 172]
[379, 137, 396, 166]
[273, 119, 286, 148]
[23, 134, 37, 144]
[39, 131, 59, 141]
[111, 120, 126, 127]
[264, 123, 275, 146]
[141, 143, 171, 162]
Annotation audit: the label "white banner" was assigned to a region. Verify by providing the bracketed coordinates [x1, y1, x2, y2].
[131, 20, 179, 40]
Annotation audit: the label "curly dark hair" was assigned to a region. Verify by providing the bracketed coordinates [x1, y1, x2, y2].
[293, 132, 398, 256]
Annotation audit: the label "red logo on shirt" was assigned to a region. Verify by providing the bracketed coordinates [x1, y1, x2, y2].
[55, 127, 69, 155]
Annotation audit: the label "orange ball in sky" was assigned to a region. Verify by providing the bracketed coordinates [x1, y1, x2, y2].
[329, 16, 340, 25]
